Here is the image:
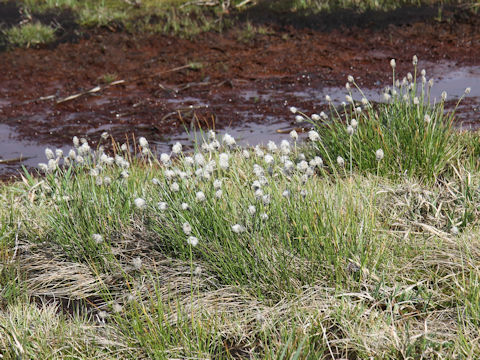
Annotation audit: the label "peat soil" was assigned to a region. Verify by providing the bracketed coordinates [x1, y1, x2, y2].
[0, 3, 479, 177]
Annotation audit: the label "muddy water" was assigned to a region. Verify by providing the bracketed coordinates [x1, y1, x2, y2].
[0, 63, 479, 176]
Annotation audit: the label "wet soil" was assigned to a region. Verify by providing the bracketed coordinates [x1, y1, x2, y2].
[0, 4, 479, 178]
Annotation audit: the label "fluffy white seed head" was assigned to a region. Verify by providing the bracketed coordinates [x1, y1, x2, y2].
[412, 55, 418, 66]
[223, 133, 236, 146]
[172, 142, 182, 154]
[231, 224, 245, 233]
[182, 222, 192, 235]
[441, 91, 447, 101]
[45, 148, 54, 160]
[337, 156, 345, 167]
[424, 114, 431, 123]
[295, 115, 304, 123]
[92, 234, 103, 244]
[264, 154, 274, 164]
[347, 125, 354, 136]
[267, 141, 277, 152]
[345, 95, 353, 103]
[347, 75, 354, 83]
[297, 160, 309, 172]
[375, 149, 384, 161]
[139, 137, 149, 148]
[248, 205, 256, 215]
[242, 149, 250, 158]
[390, 59, 396, 69]
[55, 149, 63, 158]
[308, 130, 320, 142]
[289, 106, 298, 114]
[187, 236, 198, 247]
[134, 198, 146, 209]
[465, 87, 471, 95]
[325, 95, 332, 102]
[351, 118, 358, 128]
[196, 191, 206, 202]
[311, 114, 320, 121]
[160, 153, 170, 164]
[215, 190, 223, 198]
[290, 130, 298, 140]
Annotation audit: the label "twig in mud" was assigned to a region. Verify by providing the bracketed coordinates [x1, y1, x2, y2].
[26, 63, 198, 105]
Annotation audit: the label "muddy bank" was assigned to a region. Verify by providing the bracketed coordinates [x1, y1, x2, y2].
[0, 6, 479, 177]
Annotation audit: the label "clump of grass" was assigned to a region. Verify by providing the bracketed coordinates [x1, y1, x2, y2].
[297, 56, 473, 183]
[4, 22, 56, 48]
[1, 57, 480, 358]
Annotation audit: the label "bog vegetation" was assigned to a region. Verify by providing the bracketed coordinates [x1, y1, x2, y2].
[1, 0, 478, 47]
[1, 58, 479, 359]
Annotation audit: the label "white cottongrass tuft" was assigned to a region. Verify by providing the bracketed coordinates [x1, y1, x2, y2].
[311, 114, 320, 121]
[183, 222, 192, 235]
[187, 236, 199, 247]
[345, 95, 353, 103]
[223, 133, 236, 146]
[248, 205, 256, 215]
[264, 154, 274, 165]
[308, 130, 320, 142]
[280, 140, 290, 155]
[139, 137, 149, 148]
[170, 182, 180, 192]
[451, 226, 459, 235]
[295, 115, 304, 123]
[424, 114, 431, 123]
[465, 87, 471, 94]
[231, 224, 245, 233]
[194, 153, 205, 166]
[347, 125, 354, 136]
[351, 118, 358, 128]
[134, 198, 146, 209]
[196, 191, 206, 202]
[219, 153, 229, 169]
[297, 160, 309, 172]
[260, 213, 268, 220]
[290, 130, 298, 140]
[375, 149, 384, 161]
[55, 149, 63, 158]
[289, 106, 298, 114]
[390, 58, 396, 69]
[215, 190, 223, 198]
[337, 156, 345, 167]
[160, 153, 170, 164]
[412, 55, 418, 66]
[309, 156, 323, 168]
[441, 91, 447, 101]
[282, 190, 290, 198]
[101, 132, 109, 140]
[242, 149, 250, 158]
[325, 95, 332, 102]
[181, 202, 190, 211]
[45, 148, 55, 160]
[267, 141, 277, 152]
[347, 75, 354, 83]
[172, 142, 182, 154]
[73, 136, 80, 147]
[157, 202, 168, 211]
[92, 234, 103, 244]
[213, 179, 222, 189]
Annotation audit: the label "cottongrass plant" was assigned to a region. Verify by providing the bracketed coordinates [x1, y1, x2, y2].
[303, 56, 473, 182]
[2, 59, 480, 358]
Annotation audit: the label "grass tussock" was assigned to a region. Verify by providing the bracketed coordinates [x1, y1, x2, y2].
[1, 57, 480, 358]
[3, 22, 56, 48]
